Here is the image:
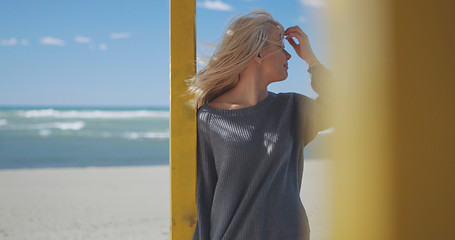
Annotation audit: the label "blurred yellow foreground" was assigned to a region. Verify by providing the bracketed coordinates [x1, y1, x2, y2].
[169, 0, 455, 239]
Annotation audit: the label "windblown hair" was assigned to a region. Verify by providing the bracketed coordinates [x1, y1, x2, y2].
[186, 11, 284, 107]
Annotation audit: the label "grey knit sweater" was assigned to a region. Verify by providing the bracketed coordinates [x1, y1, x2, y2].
[193, 64, 332, 240]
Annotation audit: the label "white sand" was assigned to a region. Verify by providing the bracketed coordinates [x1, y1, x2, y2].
[302, 159, 333, 240]
[0, 160, 332, 240]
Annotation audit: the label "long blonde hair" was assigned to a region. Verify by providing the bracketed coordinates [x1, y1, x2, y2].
[186, 11, 284, 107]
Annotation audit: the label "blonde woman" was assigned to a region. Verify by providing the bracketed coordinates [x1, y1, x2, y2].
[188, 11, 332, 240]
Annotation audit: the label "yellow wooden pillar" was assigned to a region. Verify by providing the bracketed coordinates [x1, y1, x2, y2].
[169, 0, 197, 239]
[330, 0, 455, 240]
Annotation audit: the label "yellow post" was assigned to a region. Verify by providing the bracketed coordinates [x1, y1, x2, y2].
[330, 0, 455, 240]
[169, 0, 197, 239]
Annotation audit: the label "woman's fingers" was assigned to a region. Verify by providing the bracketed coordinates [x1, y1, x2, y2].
[286, 35, 298, 48]
[285, 28, 309, 52]
[285, 31, 308, 42]
[286, 35, 302, 59]
[285, 32, 305, 52]
[284, 25, 301, 34]
[284, 26, 308, 38]
[284, 25, 317, 64]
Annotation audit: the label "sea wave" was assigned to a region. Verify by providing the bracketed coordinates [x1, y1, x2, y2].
[39, 129, 51, 137]
[19, 109, 169, 119]
[31, 121, 86, 131]
[122, 131, 169, 140]
[0, 119, 7, 126]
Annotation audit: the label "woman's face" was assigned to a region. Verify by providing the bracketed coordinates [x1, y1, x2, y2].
[260, 26, 292, 84]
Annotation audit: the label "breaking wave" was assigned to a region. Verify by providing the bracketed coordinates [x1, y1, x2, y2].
[122, 131, 169, 140]
[31, 121, 86, 131]
[19, 109, 169, 119]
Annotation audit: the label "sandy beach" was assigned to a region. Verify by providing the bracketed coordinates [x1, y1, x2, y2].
[0, 160, 332, 240]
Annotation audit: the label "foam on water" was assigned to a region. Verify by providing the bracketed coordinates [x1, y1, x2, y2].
[39, 129, 51, 137]
[31, 121, 86, 131]
[0, 107, 171, 169]
[19, 109, 169, 119]
[122, 131, 169, 140]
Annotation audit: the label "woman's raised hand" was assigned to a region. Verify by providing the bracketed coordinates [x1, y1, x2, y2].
[284, 26, 320, 67]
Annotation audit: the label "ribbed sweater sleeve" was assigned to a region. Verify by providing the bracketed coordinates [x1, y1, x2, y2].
[298, 64, 333, 146]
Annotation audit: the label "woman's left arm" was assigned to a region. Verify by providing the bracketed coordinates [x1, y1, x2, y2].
[308, 63, 332, 132]
[296, 65, 333, 146]
[286, 26, 333, 144]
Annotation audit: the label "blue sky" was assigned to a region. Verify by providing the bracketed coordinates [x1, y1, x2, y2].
[0, 0, 330, 106]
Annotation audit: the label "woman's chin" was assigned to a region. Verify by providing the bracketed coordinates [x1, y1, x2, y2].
[273, 77, 287, 83]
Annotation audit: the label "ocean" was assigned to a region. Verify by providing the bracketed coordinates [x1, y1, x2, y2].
[0, 106, 330, 169]
[0, 106, 169, 169]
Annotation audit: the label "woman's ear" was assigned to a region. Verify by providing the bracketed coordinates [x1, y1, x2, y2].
[254, 53, 263, 64]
